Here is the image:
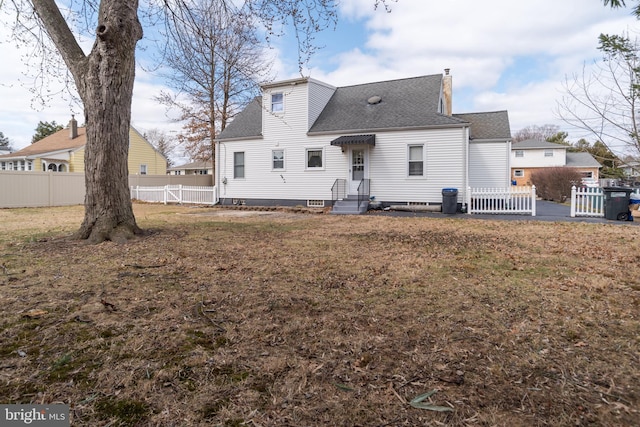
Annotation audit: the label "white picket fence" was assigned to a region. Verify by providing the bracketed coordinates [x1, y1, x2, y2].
[570, 186, 640, 217]
[131, 185, 218, 205]
[570, 186, 604, 217]
[467, 186, 536, 216]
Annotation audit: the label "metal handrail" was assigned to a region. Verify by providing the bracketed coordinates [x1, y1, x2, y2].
[331, 179, 347, 206]
[357, 179, 371, 208]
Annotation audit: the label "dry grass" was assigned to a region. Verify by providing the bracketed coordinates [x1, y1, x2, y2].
[0, 203, 639, 426]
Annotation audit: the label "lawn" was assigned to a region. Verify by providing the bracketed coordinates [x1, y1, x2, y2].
[0, 204, 638, 426]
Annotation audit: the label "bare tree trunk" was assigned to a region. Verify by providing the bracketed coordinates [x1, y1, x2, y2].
[72, 0, 143, 243]
[31, 0, 143, 243]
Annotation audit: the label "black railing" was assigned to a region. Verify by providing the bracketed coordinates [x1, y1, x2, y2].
[331, 178, 347, 206]
[357, 179, 371, 208]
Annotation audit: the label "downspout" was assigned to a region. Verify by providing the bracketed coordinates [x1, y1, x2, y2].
[215, 139, 221, 203]
[465, 126, 470, 214]
[506, 139, 512, 187]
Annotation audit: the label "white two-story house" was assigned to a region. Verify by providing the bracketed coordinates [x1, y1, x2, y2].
[215, 71, 512, 213]
[511, 139, 601, 186]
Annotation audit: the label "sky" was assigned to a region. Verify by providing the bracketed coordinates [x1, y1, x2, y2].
[0, 0, 637, 158]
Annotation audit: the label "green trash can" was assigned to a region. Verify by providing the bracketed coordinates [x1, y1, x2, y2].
[603, 187, 633, 220]
[442, 188, 458, 214]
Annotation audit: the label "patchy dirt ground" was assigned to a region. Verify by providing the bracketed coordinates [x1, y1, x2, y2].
[0, 204, 639, 426]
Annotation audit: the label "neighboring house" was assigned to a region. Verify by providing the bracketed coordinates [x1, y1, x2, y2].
[620, 161, 640, 180]
[511, 139, 601, 186]
[215, 71, 512, 212]
[168, 160, 213, 175]
[0, 117, 167, 175]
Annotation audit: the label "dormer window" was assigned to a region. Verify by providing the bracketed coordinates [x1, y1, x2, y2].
[271, 92, 284, 113]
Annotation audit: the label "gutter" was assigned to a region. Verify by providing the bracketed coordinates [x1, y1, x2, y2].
[307, 122, 469, 137]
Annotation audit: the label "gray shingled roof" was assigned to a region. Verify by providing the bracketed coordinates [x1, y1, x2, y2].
[309, 75, 467, 133]
[566, 152, 602, 168]
[453, 111, 511, 140]
[512, 139, 564, 149]
[217, 97, 263, 140]
[217, 75, 512, 141]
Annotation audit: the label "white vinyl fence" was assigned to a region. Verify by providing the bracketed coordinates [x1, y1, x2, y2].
[570, 186, 640, 217]
[570, 186, 604, 217]
[0, 172, 214, 208]
[467, 186, 536, 216]
[131, 185, 218, 205]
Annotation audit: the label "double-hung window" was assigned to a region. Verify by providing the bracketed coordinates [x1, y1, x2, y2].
[272, 149, 284, 170]
[515, 150, 524, 158]
[408, 145, 424, 177]
[234, 152, 245, 179]
[271, 93, 284, 113]
[544, 149, 553, 157]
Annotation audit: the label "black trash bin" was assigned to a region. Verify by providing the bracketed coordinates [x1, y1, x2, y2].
[442, 188, 458, 214]
[603, 187, 633, 220]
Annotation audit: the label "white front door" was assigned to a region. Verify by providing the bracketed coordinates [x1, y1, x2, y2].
[349, 147, 368, 194]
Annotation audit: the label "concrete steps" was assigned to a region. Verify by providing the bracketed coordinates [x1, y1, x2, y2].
[331, 195, 369, 215]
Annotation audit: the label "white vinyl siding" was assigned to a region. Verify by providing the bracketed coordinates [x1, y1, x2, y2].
[511, 148, 566, 168]
[308, 80, 336, 129]
[218, 81, 480, 205]
[218, 82, 342, 201]
[469, 141, 511, 188]
[368, 128, 467, 203]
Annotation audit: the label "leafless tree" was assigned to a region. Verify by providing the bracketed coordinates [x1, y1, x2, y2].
[144, 128, 177, 167]
[512, 124, 563, 143]
[2, 0, 394, 242]
[155, 0, 273, 172]
[556, 32, 640, 157]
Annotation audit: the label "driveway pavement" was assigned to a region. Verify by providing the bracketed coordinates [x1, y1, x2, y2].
[367, 200, 640, 225]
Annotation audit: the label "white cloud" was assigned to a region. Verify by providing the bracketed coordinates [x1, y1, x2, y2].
[304, 0, 639, 135]
[1, 0, 639, 151]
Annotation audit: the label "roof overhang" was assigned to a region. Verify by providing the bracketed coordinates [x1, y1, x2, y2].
[330, 134, 375, 146]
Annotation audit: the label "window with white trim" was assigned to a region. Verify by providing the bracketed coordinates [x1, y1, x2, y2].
[234, 152, 245, 178]
[271, 92, 284, 113]
[140, 164, 147, 175]
[408, 145, 424, 177]
[515, 150, 524, 158]
[306, 148, 323, 169]
[513, 169, 524, 178]
[544, 149, 553, 157]
[272, 149, 284, 170]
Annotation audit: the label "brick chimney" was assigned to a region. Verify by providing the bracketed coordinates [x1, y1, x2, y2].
[442, 68, 452, 116]
[69, 115, 78, 139]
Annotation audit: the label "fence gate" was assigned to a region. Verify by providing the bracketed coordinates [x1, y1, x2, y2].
[131, 185, 218, 205]
[165, 185, 182, 204]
